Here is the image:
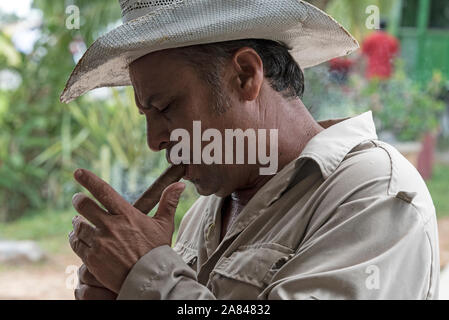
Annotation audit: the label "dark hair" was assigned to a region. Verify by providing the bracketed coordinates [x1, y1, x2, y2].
[172, 39, 305, 112]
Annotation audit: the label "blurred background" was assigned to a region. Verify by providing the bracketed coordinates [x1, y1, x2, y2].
[0, 0, 448, 299]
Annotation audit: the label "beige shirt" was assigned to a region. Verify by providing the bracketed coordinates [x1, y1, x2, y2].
[118, 111, 439, 300]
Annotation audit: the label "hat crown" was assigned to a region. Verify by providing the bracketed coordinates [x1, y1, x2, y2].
[61, 0, 359, 103]
[119, 0, 183, 23]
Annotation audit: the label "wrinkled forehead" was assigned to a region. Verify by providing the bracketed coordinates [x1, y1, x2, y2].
[129, 49, 180, 92]
[129, 47, 198, 83]
[128, 48, 204, 104]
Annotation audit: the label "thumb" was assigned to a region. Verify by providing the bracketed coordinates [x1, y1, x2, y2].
[153, 182, 186, 224]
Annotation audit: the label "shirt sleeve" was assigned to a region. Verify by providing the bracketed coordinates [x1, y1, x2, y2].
[259, 141, 438, 300]
[117, 245, 216, 299]
[259, 192, 434, 300]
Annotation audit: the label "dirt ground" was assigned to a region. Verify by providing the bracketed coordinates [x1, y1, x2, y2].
[0, 242, 81, 300]
[1, 218, 449, 300]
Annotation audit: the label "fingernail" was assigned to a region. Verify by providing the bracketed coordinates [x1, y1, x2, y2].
[74, 169, 83, 179]
[175, 184, 186, 197]
[72, 193, 81, 203]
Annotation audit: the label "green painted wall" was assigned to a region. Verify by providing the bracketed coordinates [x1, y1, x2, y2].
[393, 0, 449, 83]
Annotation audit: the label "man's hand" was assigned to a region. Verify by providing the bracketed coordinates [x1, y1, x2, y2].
[75, 264, 117, 300]
[68, 168, 185, 294]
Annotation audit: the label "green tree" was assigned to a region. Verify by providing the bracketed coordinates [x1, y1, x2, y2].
[325, 0, 395, 41]
[0, 1, 200, 222]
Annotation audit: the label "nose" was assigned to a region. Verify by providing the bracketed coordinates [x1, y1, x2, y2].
[145, 114, 170, 152]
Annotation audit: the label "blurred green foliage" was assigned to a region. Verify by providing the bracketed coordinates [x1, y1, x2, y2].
[0, 186, 198, 253]
[0, 1, 199, 222]
[303, 60, 446, 142]
[427, 164, 449, 219]
[326, 0, 395, 41]
[0, 208, 74, 253]
[358, 66, 446, 141]
[0, 0, 447, 224]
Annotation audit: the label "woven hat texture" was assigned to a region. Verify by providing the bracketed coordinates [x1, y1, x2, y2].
[60, 0, 359, 103]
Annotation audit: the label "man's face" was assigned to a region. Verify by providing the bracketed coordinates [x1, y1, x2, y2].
[129, 49, 261, 197]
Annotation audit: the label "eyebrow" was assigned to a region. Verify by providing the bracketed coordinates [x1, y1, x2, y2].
[134, 91, 159, 110]
[135, 91, 175, 112]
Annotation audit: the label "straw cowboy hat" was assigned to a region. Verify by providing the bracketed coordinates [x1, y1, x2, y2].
[60, 0, 359, 103]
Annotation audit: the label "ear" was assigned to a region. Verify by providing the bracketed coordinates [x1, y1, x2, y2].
[230, 47, 264, 102]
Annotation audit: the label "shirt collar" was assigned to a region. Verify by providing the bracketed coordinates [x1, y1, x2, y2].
[297, 111, 378, 179]
[256, 111, 378, 209]
[206, 111, 378, 242]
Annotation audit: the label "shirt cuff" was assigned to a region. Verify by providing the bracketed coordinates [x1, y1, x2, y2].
[117, 245, 194, 300]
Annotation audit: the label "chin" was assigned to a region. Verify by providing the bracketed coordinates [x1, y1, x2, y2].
[214, 189, 233, 198]
[192, 180, 225, 197]
[191, 181, 214, 196]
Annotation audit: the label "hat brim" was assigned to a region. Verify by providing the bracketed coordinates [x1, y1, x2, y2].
[60, 0, 358, 103]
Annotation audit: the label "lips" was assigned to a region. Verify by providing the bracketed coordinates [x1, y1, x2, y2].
[165, 150, 173, 165]
[183, 164, 192, 181]
[166, 148, 193, 180]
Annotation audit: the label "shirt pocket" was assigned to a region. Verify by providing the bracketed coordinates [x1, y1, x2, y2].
[209, 243, 295, 299]
[173, 242, 198, 271]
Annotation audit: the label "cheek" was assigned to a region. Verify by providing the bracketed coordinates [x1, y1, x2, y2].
[196, 165, 232, 187]
[187, 87, 222, 119]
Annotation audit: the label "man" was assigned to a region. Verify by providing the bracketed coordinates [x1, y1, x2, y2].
[361, 21, 400, 80]
[62, 0, 439, 299]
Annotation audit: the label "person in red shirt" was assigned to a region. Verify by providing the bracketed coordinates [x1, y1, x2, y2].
[362, 21, 400, 80]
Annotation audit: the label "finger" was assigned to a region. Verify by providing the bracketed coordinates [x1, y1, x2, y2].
[78, 264, 104, 287]
[134, 164, 185, 214]
[69, 230, 90, 261]
[72, 215, 96, 247]
[75, 284, 117, 300]
[153, 182, 185, 225]
[74, 168, 131, 215]
[72, 193, 108, 228]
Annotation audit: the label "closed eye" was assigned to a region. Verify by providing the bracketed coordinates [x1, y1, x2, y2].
[161, 103, 172, 114]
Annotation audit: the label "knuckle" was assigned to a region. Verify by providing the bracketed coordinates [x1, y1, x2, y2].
[69, 234, 78, 251]
[161, 192, 180, 210]
[72, 239, 79, 252]
[73, 221, 83, 236]
[84, 249, 95, 266]
[75, 220, 91, 237]
[84, 250, 91, 264]
[166, 197, 179, 209]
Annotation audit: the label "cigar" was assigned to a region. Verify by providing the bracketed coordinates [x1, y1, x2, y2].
[133, 164, 186, 214]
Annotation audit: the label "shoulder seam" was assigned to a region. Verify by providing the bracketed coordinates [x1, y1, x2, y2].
[424, 229, 434, 299]
[371, 141, 396, 196]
